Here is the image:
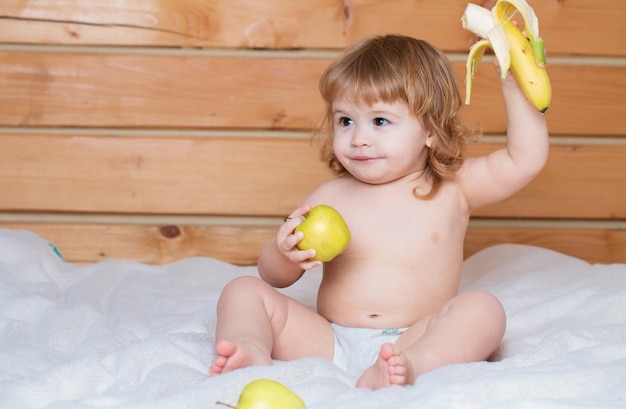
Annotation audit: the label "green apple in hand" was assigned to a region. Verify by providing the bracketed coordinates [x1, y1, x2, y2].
[295, 204, 351, 262]
[216, 378, 306, 409]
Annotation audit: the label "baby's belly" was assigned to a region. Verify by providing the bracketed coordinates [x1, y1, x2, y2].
[316, 268, 460, 329]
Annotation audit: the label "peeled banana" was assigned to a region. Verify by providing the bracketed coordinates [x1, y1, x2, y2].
[462, 0, 551, 112]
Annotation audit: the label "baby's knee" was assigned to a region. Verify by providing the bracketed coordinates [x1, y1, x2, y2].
[473, 290, 503, 311]
[467, 291, 506, 335]
[464, 290, 504, 315]
[220, 276, 267, 298]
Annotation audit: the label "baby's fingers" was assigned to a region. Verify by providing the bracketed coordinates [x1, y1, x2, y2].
[277, 204, 312, 248]
[299, 258, 322, 271]
[278, 229, 304, 253]
[282, 204, 312, 225]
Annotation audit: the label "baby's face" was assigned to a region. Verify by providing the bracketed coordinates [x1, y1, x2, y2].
[331, 98, 432, 185]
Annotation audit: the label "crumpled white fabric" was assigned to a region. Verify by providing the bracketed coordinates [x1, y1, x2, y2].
[1, 228, 625, 409]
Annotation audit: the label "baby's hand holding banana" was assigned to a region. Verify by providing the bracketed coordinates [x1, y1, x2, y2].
[462, 0, 551, 112]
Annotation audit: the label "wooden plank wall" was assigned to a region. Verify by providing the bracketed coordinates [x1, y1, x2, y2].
[1, 0, 625, 265]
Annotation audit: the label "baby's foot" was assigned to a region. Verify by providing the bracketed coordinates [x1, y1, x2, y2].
[356, 343, 408, 389]
[209, 340, 272, 376]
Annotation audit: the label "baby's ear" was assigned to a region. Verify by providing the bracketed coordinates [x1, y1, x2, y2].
[425, 134, 433, 148]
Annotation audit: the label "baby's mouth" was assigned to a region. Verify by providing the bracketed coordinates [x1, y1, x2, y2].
[353, 155, 376, 162]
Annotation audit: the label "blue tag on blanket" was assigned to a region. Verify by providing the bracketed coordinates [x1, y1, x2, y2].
[47, 242, 64, 260]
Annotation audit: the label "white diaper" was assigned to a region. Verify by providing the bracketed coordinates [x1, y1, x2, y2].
[331, 323, 407, 377]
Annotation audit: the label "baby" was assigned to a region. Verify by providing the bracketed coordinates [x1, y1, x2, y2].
[210, 34, 548, 389]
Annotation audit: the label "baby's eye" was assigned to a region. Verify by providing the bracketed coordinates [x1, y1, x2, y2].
[338, 117, 354, 127]
[373, 117, 389, 126]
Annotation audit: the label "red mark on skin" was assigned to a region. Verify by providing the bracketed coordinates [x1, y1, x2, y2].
[430, 232, 440, 244]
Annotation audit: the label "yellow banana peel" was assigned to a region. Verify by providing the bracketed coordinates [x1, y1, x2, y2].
[462, 0, 552, 113]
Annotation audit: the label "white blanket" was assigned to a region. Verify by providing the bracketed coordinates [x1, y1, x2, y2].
[1, 228, 625, 408]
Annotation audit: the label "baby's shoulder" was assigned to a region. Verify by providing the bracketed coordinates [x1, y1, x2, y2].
[318, 175, 356, 191]
[304, 176, 357, 203]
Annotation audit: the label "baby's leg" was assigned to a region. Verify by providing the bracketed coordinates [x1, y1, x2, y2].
[210, 276, 334, 376]
[401, 290, 505, 383]
[357, 290, 505, 389]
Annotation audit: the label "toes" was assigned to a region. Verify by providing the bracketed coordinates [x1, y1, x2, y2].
[379, 342, 396, 360]
[382, 343, 409, 386]
[215, 340, 237, 357]
[212, 355, 226, 368]
[388, 360, 406, 375]
[209, 360, 224, 376]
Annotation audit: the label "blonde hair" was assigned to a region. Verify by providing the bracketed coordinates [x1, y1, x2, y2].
[313, 35, 476, 199]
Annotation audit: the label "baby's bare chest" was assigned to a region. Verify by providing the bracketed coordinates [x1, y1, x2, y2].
[342, 195, 466, 250]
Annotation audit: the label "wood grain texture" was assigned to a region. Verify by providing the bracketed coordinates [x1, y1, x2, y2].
[1, 134, 625, 219]
[469, 143, 626, 219]
[1, 51, 624, 136]
[2, 223, 624, 265]
[0, 223, 275, 265]
[1, 0, 624, 267]
[1, 0, 624, 56]
[464, 226, 626, 265]
[0, 134, 333, 216]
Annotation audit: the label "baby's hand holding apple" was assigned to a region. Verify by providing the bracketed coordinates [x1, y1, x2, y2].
[278, 205, 320, 270]
[295, 205, 351, 262]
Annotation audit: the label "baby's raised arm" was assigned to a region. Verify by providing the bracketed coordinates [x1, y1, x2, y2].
[458, 74, 549, 210]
